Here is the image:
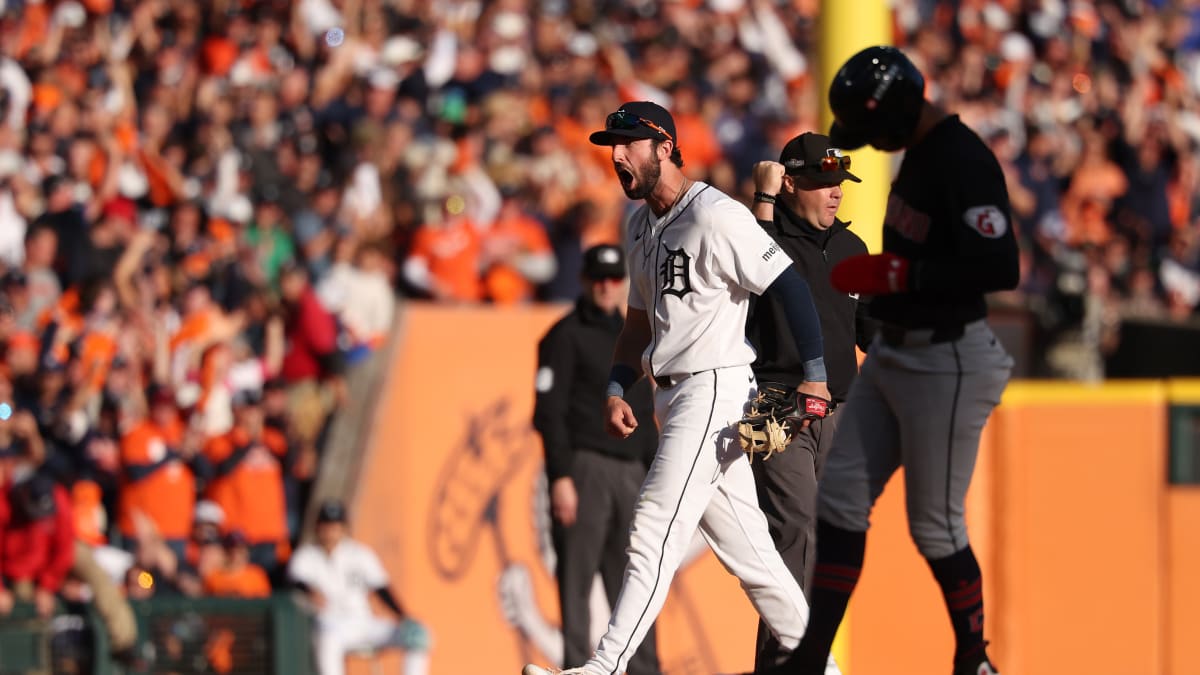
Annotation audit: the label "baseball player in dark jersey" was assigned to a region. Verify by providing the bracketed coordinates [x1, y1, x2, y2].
[532, 244, 662, 675]
[778, 46, 1019, 675]
[745, 132, 876, 671]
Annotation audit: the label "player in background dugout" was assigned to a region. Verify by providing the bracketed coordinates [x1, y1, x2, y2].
[532, 243, 661, 675]
[745, 131, 877, 671]
[289, 500, 431, 675]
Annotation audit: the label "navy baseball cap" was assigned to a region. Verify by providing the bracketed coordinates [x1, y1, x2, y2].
[317, 499, 348, 524]
[779, 133, 862, 186]
[582, 244, 626, 280]
[589, 101, 677, 146]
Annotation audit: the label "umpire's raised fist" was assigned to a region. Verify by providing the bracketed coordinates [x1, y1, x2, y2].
[753, 161, 786, 195]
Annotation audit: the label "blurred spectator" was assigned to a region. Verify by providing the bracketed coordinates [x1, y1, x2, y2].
[173, 500, 226, 597]
[402, 188, 484, 302]
[202, 529, 271, 599]
[480, 188, 556, 304]
[201, 388, 289, 578]
[117, 385, 195, 559]
[316, 239, 396, 357]
[279, 262, 341, 455]
[1, 473, 74, 618]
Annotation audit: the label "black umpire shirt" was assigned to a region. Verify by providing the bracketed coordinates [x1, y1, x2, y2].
[747, 204, 876, 402]
[534, 298, 657, 483]
[873, 114, 1020, 328]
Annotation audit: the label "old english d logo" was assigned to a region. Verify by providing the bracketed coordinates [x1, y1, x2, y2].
[660, 246, 692, 298]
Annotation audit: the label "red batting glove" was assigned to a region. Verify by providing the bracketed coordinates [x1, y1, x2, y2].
[830, 253, 911, 295]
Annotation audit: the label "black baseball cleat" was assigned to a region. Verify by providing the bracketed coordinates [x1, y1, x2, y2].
[952, 644, 999, 675]
[953, 660, 999, 675]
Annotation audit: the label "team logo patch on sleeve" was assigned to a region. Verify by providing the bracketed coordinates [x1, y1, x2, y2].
[963, 205, 1007, 238]
[535, 366, 554, 393]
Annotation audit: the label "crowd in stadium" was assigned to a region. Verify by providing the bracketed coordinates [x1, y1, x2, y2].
[0, 0, 1198, 664]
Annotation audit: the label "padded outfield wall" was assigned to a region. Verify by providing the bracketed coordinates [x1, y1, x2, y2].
[349, 304, 1200, 675]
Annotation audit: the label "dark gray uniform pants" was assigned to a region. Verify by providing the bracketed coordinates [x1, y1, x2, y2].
[550, 450, 661, 675]
[750, 412, 841, 671]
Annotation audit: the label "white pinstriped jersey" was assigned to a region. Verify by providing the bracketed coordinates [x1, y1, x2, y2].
[626, 182, 792, 379]
[288, 539, 388, 621]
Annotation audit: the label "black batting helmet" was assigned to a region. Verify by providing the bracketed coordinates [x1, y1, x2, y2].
[828, 46, 926, 151]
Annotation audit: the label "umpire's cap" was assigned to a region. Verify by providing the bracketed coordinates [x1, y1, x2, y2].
[316, 499, 348, 524]
[828, 46, 926, 150]
[582, 244, 626, 280]
[779, 133, 861, 186]
[589, 101, 676, 147]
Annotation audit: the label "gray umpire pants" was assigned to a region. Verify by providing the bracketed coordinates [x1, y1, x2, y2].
[750, 412, 840, 670]
[550, 450, 661, 675]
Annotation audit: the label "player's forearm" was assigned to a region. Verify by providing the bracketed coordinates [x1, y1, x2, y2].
[374, 587, 406, 618]
[607, 308, 651, 398]
[611, 308, 650, 372]
[764, 267, 826, 381]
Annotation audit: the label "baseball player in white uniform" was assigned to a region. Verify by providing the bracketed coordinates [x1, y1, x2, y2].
[289, 500, 432, 675]
[522, 102, 841, 675]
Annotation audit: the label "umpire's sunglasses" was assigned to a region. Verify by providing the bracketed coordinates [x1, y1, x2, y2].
[787, 150, 852, 176]
[819, 151, 851, 172]
[605, 111, 674, 142]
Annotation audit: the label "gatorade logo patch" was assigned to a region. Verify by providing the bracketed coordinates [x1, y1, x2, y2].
[964, 205, 1007, 239]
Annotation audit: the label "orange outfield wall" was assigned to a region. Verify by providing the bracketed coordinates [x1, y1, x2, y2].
[350, 306, 1199, 675]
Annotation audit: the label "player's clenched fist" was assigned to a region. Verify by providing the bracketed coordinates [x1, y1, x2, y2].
[752, 160, 786, 196]
[605, 396, 638, 439]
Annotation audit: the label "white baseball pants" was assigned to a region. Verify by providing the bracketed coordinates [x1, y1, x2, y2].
[313, 615, 430, 675]
[585, 365, 840, 675]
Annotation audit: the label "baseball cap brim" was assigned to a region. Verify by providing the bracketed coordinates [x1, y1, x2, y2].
[789, 167, 863, 185]
[583, 261, 625, 279]
[829, 121, 870, 151]
[589, 128, 663, 146]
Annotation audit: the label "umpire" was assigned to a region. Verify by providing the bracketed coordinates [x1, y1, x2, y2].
[746, 132, 876, 671]
[532, 244, 661, 675]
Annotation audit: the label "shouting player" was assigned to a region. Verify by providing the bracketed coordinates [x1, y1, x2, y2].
[521, 102, 841, 675]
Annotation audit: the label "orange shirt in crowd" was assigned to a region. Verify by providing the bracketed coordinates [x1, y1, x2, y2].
[483, 212, 554, 304]
[1061, 155, 1127, 246]
[170, 307, 217, 353]
[673, 113, 723, 172]
[202, 428, 289, 545]
[203, 564, 272, 598]
[118, 420, 194, 541]
[407, 218, 484, 302]
[79, 331, 118, 390]
[72, 479, 107, 546]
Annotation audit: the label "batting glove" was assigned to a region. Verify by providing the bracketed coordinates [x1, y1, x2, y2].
[831, 252, 911, 295]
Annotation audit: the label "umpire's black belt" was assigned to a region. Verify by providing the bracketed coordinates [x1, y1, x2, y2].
[879, 323, 965, 348]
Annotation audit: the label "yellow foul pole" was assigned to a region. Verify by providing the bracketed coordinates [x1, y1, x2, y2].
[819, 0, 893, 254]
[818, 8, 893, 675]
